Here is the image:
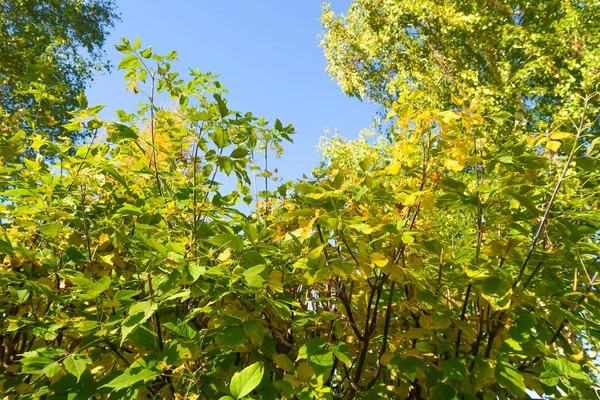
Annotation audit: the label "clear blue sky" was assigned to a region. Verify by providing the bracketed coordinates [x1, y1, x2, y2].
[86, 1, 378, 182]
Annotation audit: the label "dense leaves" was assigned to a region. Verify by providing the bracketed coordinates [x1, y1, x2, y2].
[0, 0, 119, 147]
[0, 2, 599, 399]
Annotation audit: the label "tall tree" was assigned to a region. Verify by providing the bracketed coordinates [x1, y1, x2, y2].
[321, 0, 600, 138]
[0, 0, 119, 144]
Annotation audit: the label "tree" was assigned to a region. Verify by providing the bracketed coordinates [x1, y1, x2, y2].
[321, 0, 600, 139]
[1, 5, 599, 399]
[0, 0, 119, 146]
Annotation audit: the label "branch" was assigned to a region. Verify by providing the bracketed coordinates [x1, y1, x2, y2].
[513, 96, 590, 289]
[520, 271, 598, 371]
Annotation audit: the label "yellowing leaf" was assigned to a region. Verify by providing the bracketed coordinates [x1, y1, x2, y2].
[443, 158, 464, 172]
[218, 249, 232, 262]
[420, 192, 435, 210]
[381, 352, 394, 367]
[546, 140, 561, 151]
[550, 131, 573, 140]
[384, 161, 402, 175]
[296, 362, 314, 382]
[370, 252, 389, 267]
[420, 314, 451, 330]
[273, 353, 295, 373]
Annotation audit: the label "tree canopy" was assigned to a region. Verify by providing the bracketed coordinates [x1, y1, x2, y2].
[0, 2, 600, 400]
[321, 0, 600, 137]
[0, 0, 119, 145]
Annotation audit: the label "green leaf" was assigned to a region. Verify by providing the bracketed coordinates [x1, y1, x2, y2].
[242, 320, 265, 346]
[39, 223, 63, 238]
[0, 232, 14, 255]
[118, 54, 140, 70]
[230, 361, 264, 399]
[273, 353, 295, 373]
[115, 204, 144, 216]
[208, 233, 243, 251]
[330, 343, 352, 366]
[480, 276, 512, 311]
[63, 121, 82, 132]
[443, 358, 467, 381]
[121, 301, 158, 344]
[429, 384, 458, 400]
[114, 44, 132, 53]
[230, 148, 249, 158]
[111, 123, 138, 141]
[495, 361, 526, 397]
[216, 326, 246, 348]
[101, 359, 160, 390]
[243, 223, 259, 243]
[211, 125, 231, 149]
[63, 354, 91, 382]
[539, 357, 591, 387]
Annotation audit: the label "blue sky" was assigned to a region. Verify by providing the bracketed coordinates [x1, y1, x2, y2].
[86, 1, 378, 182]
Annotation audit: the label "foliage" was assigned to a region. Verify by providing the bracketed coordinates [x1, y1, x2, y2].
[0, 0, 119, 146]
[317, 127, 391, 175]
[321, 0, 600, 138]
[1, 6, 600, 399]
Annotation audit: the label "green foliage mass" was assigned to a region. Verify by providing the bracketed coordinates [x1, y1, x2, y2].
[0, 0, 119, 146]
[321, 0, 600, 138]
[0, 2, 600, 399]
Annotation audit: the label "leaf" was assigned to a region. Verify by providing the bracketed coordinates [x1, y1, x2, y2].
[216, 326, 246, 348]
[63, 354, 91, 382]
[539, 357, 591, 386]
[481, 277, 512, 311]
[209, 233, 243, 251]
[330, 343, 352, 366]
[101, 359, 160, 390]
[546, 140, 561, 151]
[211, 125, 231, 149]
[118, 54, 140, 70]
[443, 358, 467, 381]
[140, 47, 153, 58]
[370, 252, 389, 267]
[550, 131, 572, 140]
[273, 353, 295, 373]
[121, 301, 158, 344]
[230, 361, 264, 399]
[389, 356, 427, 381]
[429, 384, 458, 400]
[243, 320, 265, 346]
[115, 204, 144, 216]
[111, 123, 138, 141]
[495, 361, 526, 397]
[230, 148, 249, 158]
[38, 223, 62, 238]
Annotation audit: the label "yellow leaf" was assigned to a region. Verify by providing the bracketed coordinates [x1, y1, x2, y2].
[380, 352, 394, 367]
[384, 161, 402, 175]
[370, 252, 389, 267]
[217, 249, 231, 262]
[546, 140, 561, 151]
[296, 362, 314, 382]
[450, 93, 463, 106]
[570, 350, 585, 362]
[420, 314, 451, 330]
[301, 213, 319, 239]
[550, 131, 573, 140]
[443, 158, 464, 172]
[99, 233, 111, 245]
[420, 192, 435, 210]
